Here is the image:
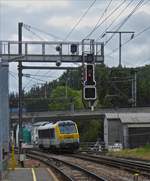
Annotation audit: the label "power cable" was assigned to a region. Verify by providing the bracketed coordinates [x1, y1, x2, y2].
[85, 0, 113, 39]
[22, 24, 57, 90]
[106, 25, 150, 58]
[23, 76, 48, 91]
[24, 75, 48, 83]
[21, 1, 124, 90]
[104, 0, 145, 45]
[23, 68, 62, 91]
[64, 0, 97, 66]
[9, 70, 17, 76]
[64, 0, 97, 40]
[83, 0, 127, 40]
[22, 1, 97, 67]
[23, 24, 62, 40]
[23, 25, 45, 41]
[9, 72, 17, 80]
[123, 25, 150, 45]
[96, 0, 134, 40]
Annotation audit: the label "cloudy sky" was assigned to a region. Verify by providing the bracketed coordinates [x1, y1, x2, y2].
[1, 0, 150, 93]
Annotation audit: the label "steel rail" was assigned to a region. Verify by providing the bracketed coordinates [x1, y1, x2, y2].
[69, 153, 150, 178]
[27, 150, 107, 181]
[27, 153, 73, 181]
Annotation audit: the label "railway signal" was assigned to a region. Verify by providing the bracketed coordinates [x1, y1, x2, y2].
[82, 39, 97, 104]
[83, 86, 97, 100]
[85, 64, 96, 86]
[86, 53, 94, 63]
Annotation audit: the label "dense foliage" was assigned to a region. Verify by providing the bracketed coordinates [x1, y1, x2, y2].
[48, 86, 83, 110]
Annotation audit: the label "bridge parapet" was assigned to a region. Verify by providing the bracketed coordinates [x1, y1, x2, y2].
[10, 107, 150, 122]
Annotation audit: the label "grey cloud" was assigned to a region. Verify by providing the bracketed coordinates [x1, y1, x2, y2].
[1, 0, 150, 92]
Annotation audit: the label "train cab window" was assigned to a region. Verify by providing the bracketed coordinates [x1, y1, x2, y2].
[59, 123, 77, 134]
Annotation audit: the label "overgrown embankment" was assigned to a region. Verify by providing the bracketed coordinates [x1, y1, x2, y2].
[107, 144, 150, 161]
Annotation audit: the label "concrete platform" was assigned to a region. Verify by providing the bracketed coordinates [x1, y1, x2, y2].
[4, 167, 59, 181]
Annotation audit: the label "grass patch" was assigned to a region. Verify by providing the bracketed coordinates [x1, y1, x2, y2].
[107, 144, 150, 160]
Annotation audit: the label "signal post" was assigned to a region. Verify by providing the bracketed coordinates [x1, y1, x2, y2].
[82, 39, 97, 110]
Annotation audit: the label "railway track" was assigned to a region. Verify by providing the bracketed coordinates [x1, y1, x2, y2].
[27, 151, 106, 181]
[69, 153, 150, 178]
[26, 149, 150, 180]
[27, 153, 73, 181]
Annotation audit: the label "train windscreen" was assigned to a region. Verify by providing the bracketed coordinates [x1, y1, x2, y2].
[59, 122, 77, 134]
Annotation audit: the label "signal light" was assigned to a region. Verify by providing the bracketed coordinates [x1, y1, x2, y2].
[56, 45, 61, 52]
[83, 86, 97, 100]
[85, 64, 95, 86]
[86, 53, 94, 63]
[71, 44, 78, 54]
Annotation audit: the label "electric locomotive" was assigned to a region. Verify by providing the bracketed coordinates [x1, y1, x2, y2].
[37, 120, 79, 151]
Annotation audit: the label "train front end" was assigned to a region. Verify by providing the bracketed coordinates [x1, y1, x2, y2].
[56, 121, 80, 151]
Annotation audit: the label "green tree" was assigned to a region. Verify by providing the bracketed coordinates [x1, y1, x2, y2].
[48, 86, 84, 111]
[76, 120, 102, 142]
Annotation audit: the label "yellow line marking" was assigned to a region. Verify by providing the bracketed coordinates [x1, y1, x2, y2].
[31, 168, 37, 181]
[47, 168, 59, 181]
[9, 168, 31, 170]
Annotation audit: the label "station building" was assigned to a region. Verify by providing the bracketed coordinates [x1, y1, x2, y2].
[104, 113, 150, 149]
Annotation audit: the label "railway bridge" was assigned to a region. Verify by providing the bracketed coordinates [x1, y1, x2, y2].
[10, 107, 150, 122]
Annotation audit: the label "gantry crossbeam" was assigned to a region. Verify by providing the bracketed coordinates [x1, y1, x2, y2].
[0, 40, 104, 63]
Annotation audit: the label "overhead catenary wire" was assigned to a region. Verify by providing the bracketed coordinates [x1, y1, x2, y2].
[85, 0, 113, 39]
[23, 75, 48, 83]
[17, 0, 146, 92]
[22, 0, 125, 90]
[104, 0, 145, 46]
[22, 24, 58, 91]
[23, 71, 49, 90]
[22, 25, 46, 90]
[23, 69, 61, 91]
[23, 25, 45, 41]
[22, 1, 97, 69]
[96, 0, 134, 40]
[84, 0, 127, 40]
[9, 73, 17, 80]
[23, 76, 48, 91]
[123, 25, 150, 46]
[23, 24, 63, 40]
[106, 25, 150, 58]
[63, 1, 98, 65]
[64, 0, 97, 40]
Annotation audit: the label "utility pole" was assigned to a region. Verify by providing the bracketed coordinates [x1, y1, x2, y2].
[134, 71, 137, 107]
[132, 71, 137, 107]
[44, 84, 47, 99]
[105, 31, 134, 67]
[131, 68, 137, 107]
[65, 78, 68, 99]
[18, 22, 24, 166]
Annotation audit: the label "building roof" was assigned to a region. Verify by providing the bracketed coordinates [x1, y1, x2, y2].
[105, 113, 150, 124]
